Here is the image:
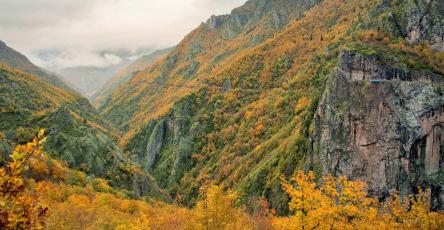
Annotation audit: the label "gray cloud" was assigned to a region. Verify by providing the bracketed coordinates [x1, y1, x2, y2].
[0, 0, 246, 70]
[0, 0, 94, 29]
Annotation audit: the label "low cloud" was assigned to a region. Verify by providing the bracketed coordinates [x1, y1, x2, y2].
[0, 0, 245, 70]
[32, 49, 129, 70]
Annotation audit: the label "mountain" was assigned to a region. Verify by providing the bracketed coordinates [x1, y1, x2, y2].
[2, 0, 442, 218]
[55, 49, 156, 98]
[92, 47, 173, 107]
[57, 65, 121, 97]
[0, 41, 72, 91]
[99, 0, 444, 213]
[100, 0, 321, 137]
[0, 47, 166, 199]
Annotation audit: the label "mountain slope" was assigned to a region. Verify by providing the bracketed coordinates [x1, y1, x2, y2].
[0, 41, 72, 91]
[99, 0, 321, 139]
[100, 0, 444, 213]
[100, 0, 366, 212]
[0, 64, 167, 198]
[0, 61, 168, 198]
[92, 47, 173, 107]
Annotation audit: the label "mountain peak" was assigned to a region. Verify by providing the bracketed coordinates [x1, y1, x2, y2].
[203, 0, 320, 39]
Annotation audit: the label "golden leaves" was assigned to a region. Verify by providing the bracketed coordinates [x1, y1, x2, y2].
[194, 184, 255, 230]
[275, 171, 444, 230]
[0, 129, 48, 229]
[294, 97, 311, 113]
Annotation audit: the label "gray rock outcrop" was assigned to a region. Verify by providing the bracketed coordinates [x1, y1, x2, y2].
[312, 50, 444, 209]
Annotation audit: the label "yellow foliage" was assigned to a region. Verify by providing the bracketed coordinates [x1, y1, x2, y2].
[274, 171, 444, 230]
[295, 97, 311, 113]
[4, 135, 444, 230]
[193, 184, 256, 230]
[0, 129, 48, 229]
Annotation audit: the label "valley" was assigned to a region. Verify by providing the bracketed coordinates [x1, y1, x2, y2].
[1, 0, 444, 229]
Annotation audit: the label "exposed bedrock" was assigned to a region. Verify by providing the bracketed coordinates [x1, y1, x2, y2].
[312, 51, 444, 209]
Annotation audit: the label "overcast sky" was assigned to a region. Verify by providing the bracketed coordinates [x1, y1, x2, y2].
[0, 0, 246, 70]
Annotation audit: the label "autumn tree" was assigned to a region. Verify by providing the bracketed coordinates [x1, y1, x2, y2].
[194, 184, 253, 230]
[0, 129, 48, 229]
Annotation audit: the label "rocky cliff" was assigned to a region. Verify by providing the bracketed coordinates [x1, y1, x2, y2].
[313, 50, 444, 209]
[386, 0, 444, 50]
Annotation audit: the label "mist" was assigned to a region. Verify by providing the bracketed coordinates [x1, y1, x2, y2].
[0, 0, 246, 70]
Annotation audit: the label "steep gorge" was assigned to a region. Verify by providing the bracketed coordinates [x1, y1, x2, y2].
[98, 0, 444, 213]
[1, 0, 443, 217]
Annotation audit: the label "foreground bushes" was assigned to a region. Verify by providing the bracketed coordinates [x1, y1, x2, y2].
[1, 132, 443, 229]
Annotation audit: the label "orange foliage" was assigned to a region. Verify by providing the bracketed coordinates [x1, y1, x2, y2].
[295, 97, 312, 113]
[0, 129, 48, 229]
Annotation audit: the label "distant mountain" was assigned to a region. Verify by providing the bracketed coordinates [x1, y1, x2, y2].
[55, 49, 156, 98]
[92, 47, 173, 107]
[0, 40, 72, 91]
[57, 65, 123, 97]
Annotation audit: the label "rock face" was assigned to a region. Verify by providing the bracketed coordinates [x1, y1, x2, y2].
[125, 95, 200, 189]
[206, 0, 320, 39]
[376, 0, 444, 51]
[390, 0, 444, 50]
[142, 120, 165, 170]
[313, 50, 444, 209]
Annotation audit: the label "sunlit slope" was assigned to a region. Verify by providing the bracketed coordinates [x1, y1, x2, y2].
[0, 64, 112, 159]
[119, 0, 444, 213]
[103, 0, 375, 213]
[92, 47, 173, 107]
[99, 0, 321, 140]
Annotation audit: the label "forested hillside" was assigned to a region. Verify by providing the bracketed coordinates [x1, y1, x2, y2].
[92, 47, 174, 107]
[99, 0, 444, 213]
[99, 0, 322, 139]
[1, 0, 444, 228]
[0, 63, 166, 199]
[2, 134, 444, 229]
[0, 41, 73, 91]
